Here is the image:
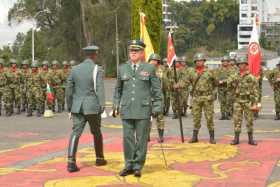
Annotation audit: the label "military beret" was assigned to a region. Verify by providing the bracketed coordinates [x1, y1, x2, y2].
[128, 40, 146, 50]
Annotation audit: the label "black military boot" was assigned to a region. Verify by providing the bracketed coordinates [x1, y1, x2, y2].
[67, 135, 80, 172]
[26, 108, 32, 117]
[158, 129, 164, 143]
[94, 134, 107, 166]
[274, 112, 280, 120]
[189, 130, 199, 143]
[231, 132, 240, 145]
[219, 112, 226, 120]
[41, 104, 45, 115]
[209, 131, 216, 144]
[248, 132, 257, 146]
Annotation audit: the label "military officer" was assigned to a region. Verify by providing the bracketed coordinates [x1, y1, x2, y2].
[216, 56, 231, 120]
[228, 57, 259, 145]
[182, 53, 217, 144]
[113, 40, 162, 177]
[148, 53, 165, 143]
[267, 61, 280, 120]
[65, 44, 107, 173]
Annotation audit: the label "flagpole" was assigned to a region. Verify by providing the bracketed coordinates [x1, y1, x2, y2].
[170, 32, 184, 143]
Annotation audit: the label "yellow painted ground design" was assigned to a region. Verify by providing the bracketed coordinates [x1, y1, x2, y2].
[44, 143, 254, 187]
[268, 181, 280, 187]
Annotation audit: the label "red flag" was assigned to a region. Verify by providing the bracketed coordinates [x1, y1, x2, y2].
[46, 83, 54, 104]
[167, 32, 176, 68]
[248, 18, 262, 78]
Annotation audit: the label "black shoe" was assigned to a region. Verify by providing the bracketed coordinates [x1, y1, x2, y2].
[209, 130, 216, 144]
[231, 132, 240, 145]
[189, 130, 199, 143]
[67, 162, 79, 173]
[119, 168, 134, 177]
[248, 132, 257, 146]
[96, 158, 107, 166]
[134, 169, 142, 177]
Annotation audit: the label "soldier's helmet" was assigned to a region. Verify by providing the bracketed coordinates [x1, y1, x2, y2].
[0, 58, 4, 64]
[31, 61, 39, 68]
[229, 53, 237, 61]
[10, 58, 17, 64]
[70, 60, 76, 66]
[21, 60, 29, 65]
[176, 57, 186, 62]
[42, 60, 49, 66]
[236, 56, 248, 65]
[148, 53, 161, 62]
[193, 53, 206, 62]
[221, 55, 231, 62]
[62, 61, 69, 66]
[52, 60, 59, 65]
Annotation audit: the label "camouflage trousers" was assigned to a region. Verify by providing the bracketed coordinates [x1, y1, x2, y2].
[163, 90, 170, 114]
[48, 87, 64, 109]
[218, 88, 229, 114]
[228, 91, 235, 115]
[21, 89, 28, 109]
[274, 89, 280, 113]
[152, 113, 165, 130]
[3, 87, 21, 111]
[191, 96, 214, 131]
[0, 87, 3, 110]
[27, 87, 44, 110]
[171, 90, 188, 114]
[233, 102, 254, 133]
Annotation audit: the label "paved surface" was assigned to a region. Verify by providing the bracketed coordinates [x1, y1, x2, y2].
[0, 80, 279, 187]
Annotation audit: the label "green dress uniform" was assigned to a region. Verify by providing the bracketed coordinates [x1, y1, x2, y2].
[65, 44, 107, 173]
[113, 41, 162, 175]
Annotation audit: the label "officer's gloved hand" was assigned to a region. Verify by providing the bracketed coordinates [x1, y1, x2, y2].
[99, 106, 105, 114]
[112, 105, 119, 118]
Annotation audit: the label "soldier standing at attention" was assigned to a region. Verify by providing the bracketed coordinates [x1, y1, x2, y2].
[183, 53, 217, 144]
[21, 60, 30, 112]
[228, 57, 259, 145]
[0, 59, 7, 116]
[40, 61, 51, 114]
[267, 61, 280, 120]
[228, 54, 238, 117]
[113, 40, 162, 177]
[65, 44, 107, 173]
[148, 53, 165, 143]
[49, 60, 64, 112]
[216, 56, 231, 120]
[62, 61, 71, 111]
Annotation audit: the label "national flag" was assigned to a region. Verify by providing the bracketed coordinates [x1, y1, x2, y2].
[140, 12, 154, 61]
[167, 32, 176, 68]
[46, 83, 54, 104]
[248, 18, 262, 78]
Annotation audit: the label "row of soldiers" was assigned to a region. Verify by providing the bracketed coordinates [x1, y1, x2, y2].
[149, 52, 280, 144]
[0, 59, 75, 117]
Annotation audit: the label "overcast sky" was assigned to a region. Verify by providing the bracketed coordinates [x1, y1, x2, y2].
[0, 0, 280, 48]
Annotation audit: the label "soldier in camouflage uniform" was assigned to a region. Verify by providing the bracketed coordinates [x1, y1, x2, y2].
[254, 66, 264, 119]
[26, 62, 45, 117]
[0, 59, 7, 116]
[40, 61, 51, 113]
[4, 59, 23, 116]
[21, 60, 30, 112]
[180, 53, 217, 144]
[162, 58, 170, 116]
[148, 53, 165, 143]
[169, 57, 189, 119]
[61, 61, 71, 111]
[215, 56, 231, 120]
[267, 61, 280, 120]
[179, 57, 191, 117]
[228, 54, 239, 117]
[228, 57, 259, 145]
[49, 60, 64, 113]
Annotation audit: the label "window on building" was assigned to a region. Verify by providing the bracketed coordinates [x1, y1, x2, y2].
[239, 35, 251, 38]
[241, 0, 248, 4]
[242, 13, 248, 18]
[239, 42, 249, 45]
[252, 6, 257, 11]
[239, 26, 252, 31]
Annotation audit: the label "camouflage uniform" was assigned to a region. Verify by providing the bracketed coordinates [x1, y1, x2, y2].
[267, 63, 280, 120]
[61, 61, 71, 111]
[4, 59, 23, 115]
[215, 56, 231, 120]
[162, 59, 170, 115]
[21, 60, 30, 112]
[186, 53, 217, 144]
[228, 57, 259, 145]
[49, 60, 64, 112]
[254, 67, 264, 118]
[0, 59, 7, 116]
[40, 61, 52, 112]
[26, 62, 45, 117]
[228, 56, 239, 117]
[149, 54, 165, 143]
